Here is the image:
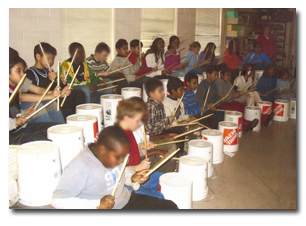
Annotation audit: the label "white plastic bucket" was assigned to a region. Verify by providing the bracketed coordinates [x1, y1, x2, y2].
[224, 111, 243, 137]
[201, 129, 224, 164]
[121, 87, 141, 99]
[17, 141, 61, 206]
[273, 99, 289, 122]
[178, 155, 208, 201]
[244, 106, 261, 132]
[257, 101, 273, 115]
[289, 98, 296, 119]
[100, 94, 123, 127]
[218, 121, 239, 153]
[187, 139, 213, 178]
[159, 172, 192, 209]
[76, 103, 103, 132]
[47, 124, 84, 171]
[66, 114, 98, 144]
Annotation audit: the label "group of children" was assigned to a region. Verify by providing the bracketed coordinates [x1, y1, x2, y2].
[9, 35, 296, 209]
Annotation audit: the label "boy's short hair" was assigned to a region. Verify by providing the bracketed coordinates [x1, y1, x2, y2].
[130, 39, 143, 49]
[97, 125, 130, 151]
[9, 56, 27, 72]
[184, 72, 198, 84]
[145, 78, 163, 97]
[167, 77, 184, 94]
[220, 67, 232, 76]
[279, 68, 289, 78]
[34, 42, 57, 60]
[69, 42, 83, 55]
[116, 98, 148, 122]
[95, 42, 110, 54]
[9, 47, 19, 58]
[115, 39, 128, 50]
[253, 42, 262, 48]
[206, 65, 218, 75]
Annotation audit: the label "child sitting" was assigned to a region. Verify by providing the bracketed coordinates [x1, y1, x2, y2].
[25, 42, 86, 118]
[52, 126, 178, 209]
[183, 41, 203, 74]
[164, 36, 186, 78]
[127, 39, 151, 87]
[183, 72, 202, 117]
[9, 55, 65, 144]
[86, 42, 128, 94]
[61, 42, 107, 103]
[110, 39, 141, 86]
[256, 64, 277, 102]
[116, 98, 164, 199]
[144, 38, 172, 78]
[233, 63, 262, 105]
[275, 68, 296, 101]
[243, 42, 272, 70]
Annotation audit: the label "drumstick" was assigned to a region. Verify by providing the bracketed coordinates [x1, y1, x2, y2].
[201, 86, 210, 116]
[244, 79, 258, 92]
[91, 85, 118, 93]
[178, 47, 185, 53]
[34, 80, 55, 110]
[64, 49, 78, 80]
[173, 127, 203, 139]
[57, 61, 60, 111]
[97, 78, 127, 86]
[170, 122, 197, 127]
[281, 79, 295, 93]
[172, 93, 185, 117]
[111, 154, 130, 196]
[188, 113, 214, 124]
[26, 95, 62, 120]
[109, 64, 133, 75]
[120, 52, 132, 68]
[143, 124, 148, 159]
[172, 157, 199, 163]
[196, 122, 212, 130]
[251, 59, 262, 65]
[153, 139, 189, 147]
[135, 148, 180, 184]
[38, 41, 51, 70]
[267, 85, 282, 94]
[172, 54, 192, 71]
[9, 74, 27, 105]
[248, 53, 255, 63]
[60, 65, 81, 107]
[207, 96, 228, 111]
[226, 84, 235, 97]
[139, 41, 142, 67]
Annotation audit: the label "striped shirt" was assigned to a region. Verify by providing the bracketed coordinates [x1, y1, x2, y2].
[183, 89, 202, 116]
[86, 54, 110, 74]
[145, 98, 170, 136]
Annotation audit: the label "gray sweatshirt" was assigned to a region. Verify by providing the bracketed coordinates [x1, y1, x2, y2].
[215, 78, 235, 102]
[52, 145, 139, 209]
[110, 55, 140, 83]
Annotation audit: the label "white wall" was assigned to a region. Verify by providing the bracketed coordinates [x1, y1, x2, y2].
[9, 8, 61, 68]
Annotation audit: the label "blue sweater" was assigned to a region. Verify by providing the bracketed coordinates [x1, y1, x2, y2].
[183, 51, 199, 73]
[183, 89, 202, 116]
[242, 51, 272, 70]
[256, 75, 277, 101]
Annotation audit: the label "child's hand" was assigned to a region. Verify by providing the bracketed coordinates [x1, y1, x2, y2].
[16, 115, 28, 127]
[61, 86, 71, 97]
[152, 66, 158, 72]
[165, 133, 178, 139]
[132, 170, 150, 184]
[98, 195, 115, 209]
[146, 141, 155, 150]
[61, 77, 67, 86]
[25, 104, 36, 115]
[207, 103, 217, 112]
[189, 115, 196, 121]
[52, 86, 61, 98]
[263, 91, 270, 96]
[97, 71, 110, 77]
[141, 53, 145, 58]
[98, 80, 107, 88]
[135, 159, 151, 172]
[90, 84, 98, 94]
[168, 115, 175, 124]
[178, 120, 189, 125]
[48, 69, 57, 81]
[193, 64, 199, 68]
[116, 65, 121, 70]
[244, 92, 250, 97]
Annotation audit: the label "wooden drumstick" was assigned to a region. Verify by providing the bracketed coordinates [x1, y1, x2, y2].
[93, 85, 118, 93]
[34, 80, 55, 110]
[9, 74, 27, 105]
[64, 49, 78, 80]
[170, 122, 197, 128]
[111, 154, 130, 196]
[173, 126, 203, 139]
[226, 84, 235, 97]
[267, 85, 282, 94]
[196, 122, 212, 130]
[201, 86, 210, 116]
[143, 125, 148, 159]
[60, 65, 81, 107]
[38, 41, 51, 70]
[172, 93, 185, 117]
[120, 52, 132, 68]
[109, 64, 133, 75]
[153, 139, 189, 147]
[57, 61, 60, 111]
[172, 157, 199, 163]
[135, 149, 180, 184]
[188, 113, 214, 124]
[97, 78, 127, 86]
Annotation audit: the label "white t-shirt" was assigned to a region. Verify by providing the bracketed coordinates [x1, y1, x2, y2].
[133, 124, 150, 157]
[163, 96, 189, 125]
[234, 75, 253, 92]
[145, 53, 165, 77]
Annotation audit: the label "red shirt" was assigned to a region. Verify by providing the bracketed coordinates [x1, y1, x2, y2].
[223, 49, 242, 69]
[124, 129, 141, 166]
[127, 50, 152, 76]
[256, 34, 276, 60]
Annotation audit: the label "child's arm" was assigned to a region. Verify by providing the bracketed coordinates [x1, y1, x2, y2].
[145, 104, 170, 135]
[242, 52, 252, 64]
[262, 53, 272, 64]
[19, 87, 60, 103]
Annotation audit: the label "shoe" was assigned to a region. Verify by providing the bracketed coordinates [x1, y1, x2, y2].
[263, 113, 275, 127]
[245, 119, 259, 133]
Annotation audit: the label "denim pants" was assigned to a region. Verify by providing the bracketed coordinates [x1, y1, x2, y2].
[169, 69, 186, 78]
[125, 171, 164, 199]
[20, 101, 65, 123]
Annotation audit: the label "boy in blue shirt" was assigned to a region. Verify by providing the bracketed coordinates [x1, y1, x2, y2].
[256, 64, 277, 102]
[183, 72, 202, 116]
[243, 42, 272, 70]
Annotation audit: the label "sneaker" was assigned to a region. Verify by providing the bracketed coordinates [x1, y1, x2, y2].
[245, 119, 259, 133]
[263, 113, 275, 127]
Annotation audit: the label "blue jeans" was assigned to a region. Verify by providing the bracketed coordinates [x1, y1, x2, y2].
[20, 101, 65, 124]
[125, 171, 164, 199]
[73, 81, 113, 103]
[169, 70, 185, 78]
[189, 67, 206, 74]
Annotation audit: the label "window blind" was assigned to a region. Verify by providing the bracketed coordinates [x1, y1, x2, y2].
[61, 8, 113, 61]
[195, 8, 222, 56]
[140, 8, 176, 50]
